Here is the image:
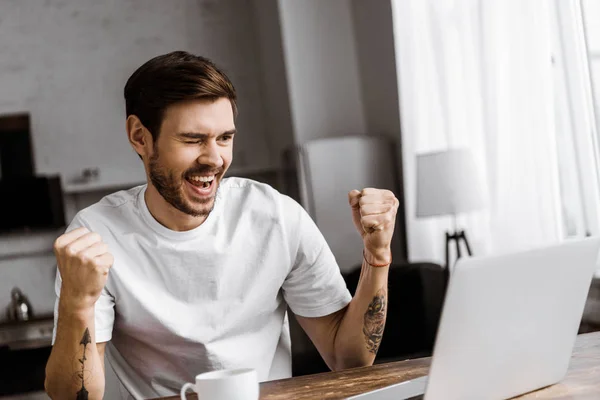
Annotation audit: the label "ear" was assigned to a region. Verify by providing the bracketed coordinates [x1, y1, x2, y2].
[126, 115, 153, 159]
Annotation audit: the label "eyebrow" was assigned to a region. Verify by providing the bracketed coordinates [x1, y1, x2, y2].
[177, 129, 237, 139]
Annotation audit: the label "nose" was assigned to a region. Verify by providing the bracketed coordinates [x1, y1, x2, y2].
[197, 140, 223, 170]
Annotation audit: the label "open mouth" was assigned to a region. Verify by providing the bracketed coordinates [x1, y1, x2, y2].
[184, 171, 222, 199]
[186, 174, 215, 190]
[186, 175, 214, 189]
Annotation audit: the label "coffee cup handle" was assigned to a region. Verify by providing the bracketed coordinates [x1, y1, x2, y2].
[180, 382, 195, 399]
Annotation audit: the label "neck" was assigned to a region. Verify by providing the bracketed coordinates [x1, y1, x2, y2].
[144, 184, 208, 231]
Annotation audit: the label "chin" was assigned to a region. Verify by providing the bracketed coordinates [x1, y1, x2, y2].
[183, 192, 217, 217]
[192, 202, 215, 217]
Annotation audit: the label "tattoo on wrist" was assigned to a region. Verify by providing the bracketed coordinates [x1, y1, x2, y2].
[76, 327, 91, 400]
[363, 288, 387, 354]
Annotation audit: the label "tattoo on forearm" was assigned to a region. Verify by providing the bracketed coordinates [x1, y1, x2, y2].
[363, 288, 387, 354]
[76, 328, 91, 400]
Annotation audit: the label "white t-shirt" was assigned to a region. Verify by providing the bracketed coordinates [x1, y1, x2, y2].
[52, 178, 352, 399]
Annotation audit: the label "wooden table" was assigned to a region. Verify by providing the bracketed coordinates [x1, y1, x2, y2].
[160, 332, 600, 400]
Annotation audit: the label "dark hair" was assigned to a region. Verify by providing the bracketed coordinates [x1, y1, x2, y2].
[124, 51, 237, 141]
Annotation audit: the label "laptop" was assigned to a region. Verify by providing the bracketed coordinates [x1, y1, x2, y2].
[349, 237, 600, 400]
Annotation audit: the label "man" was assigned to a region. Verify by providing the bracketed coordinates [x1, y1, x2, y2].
[45, 51, 399, 400]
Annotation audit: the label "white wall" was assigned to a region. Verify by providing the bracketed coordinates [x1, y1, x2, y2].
[278, 0, 367, 144]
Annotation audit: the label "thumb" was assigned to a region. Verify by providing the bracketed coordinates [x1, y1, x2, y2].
[348, 190, 364, 236]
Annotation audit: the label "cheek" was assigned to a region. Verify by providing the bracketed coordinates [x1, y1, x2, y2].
[165, 148, 200, 171]
[221, 146, 233, 165]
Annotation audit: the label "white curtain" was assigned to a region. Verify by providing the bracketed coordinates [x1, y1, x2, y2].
[392, 0, 565, 264]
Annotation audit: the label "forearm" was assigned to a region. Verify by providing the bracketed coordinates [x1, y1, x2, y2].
[334, 256, 389, 369]
[45, 300, 104, 400]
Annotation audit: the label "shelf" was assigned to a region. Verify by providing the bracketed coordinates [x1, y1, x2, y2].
[63, 179, 145, 195]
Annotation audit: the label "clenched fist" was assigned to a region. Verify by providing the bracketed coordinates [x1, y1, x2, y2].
[348, 188, 399, 265]
[53, 227, 114, 312]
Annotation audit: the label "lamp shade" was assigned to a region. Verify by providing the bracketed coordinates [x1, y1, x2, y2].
[416, 148, 486, 218]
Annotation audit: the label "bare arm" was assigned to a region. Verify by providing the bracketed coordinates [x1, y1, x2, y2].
[44, 227, 114, 400]
[296, 257, 388, 370]
[45, 307, 107, 399]
[296, 188, 397, 370]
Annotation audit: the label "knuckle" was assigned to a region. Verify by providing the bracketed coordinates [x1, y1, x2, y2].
[89, 232, 102, 243]
[53, 239, 62, 254]
[93, 259, 103, 268]
[64, 245, 78, 258]
[101, 253, 115, 267]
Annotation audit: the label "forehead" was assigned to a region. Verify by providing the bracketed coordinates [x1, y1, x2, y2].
[160, 98, 235, 136]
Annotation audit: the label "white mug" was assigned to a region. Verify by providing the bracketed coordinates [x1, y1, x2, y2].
[180, 368, 259, 400]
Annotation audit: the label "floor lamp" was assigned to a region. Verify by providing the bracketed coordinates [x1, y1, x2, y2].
[416, 148, 486, 275]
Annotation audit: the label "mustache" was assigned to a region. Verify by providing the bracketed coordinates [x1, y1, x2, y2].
[184, 165, 223, 178]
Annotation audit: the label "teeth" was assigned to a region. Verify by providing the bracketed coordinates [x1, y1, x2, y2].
[189, 175, 215, 182]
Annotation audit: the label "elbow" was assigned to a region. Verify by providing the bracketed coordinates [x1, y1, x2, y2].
[331, 354, 374, 371]
[331, 335, 376, 370]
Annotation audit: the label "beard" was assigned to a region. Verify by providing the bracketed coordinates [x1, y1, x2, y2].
[148, 149, 219, 218]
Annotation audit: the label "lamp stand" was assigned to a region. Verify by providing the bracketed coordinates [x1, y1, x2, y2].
[445, 229, 472, 279]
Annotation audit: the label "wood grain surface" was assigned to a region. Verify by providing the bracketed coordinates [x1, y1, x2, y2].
[158, 332, 600, 400]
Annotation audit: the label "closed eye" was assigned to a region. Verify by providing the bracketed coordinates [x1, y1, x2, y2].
[177, 130, 235, 144]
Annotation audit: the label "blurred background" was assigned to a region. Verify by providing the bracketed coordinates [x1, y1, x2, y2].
[1, 0, 600, 398]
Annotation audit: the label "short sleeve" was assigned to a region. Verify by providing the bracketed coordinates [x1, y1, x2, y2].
[281, 196, 352, 317]
[51, 214, 115, 344]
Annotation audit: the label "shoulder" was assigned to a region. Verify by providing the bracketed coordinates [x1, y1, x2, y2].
[219, 177, 305, 217]
[220, 177, 281, 205]
[70, 185, 144, 230]
[220, 177, 276, 196]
